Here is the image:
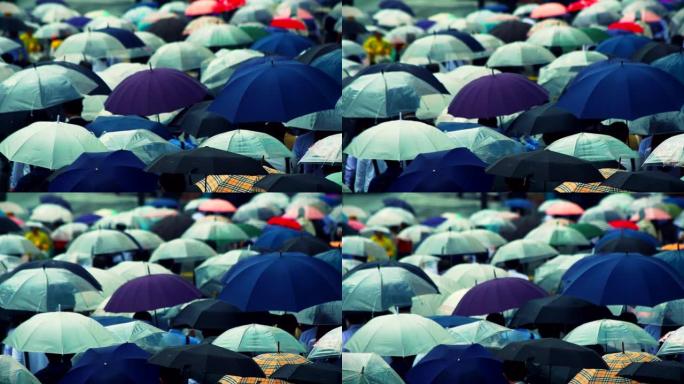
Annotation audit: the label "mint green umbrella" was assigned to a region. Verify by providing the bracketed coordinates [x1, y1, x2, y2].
[527, 26, 593, 49]
[186, 24, 253, 48]
[149, 41, 215, 71]
[644, 134, 684, 167]
[533, 255, 586, 293]
[75, 267, 126, 311]
[67, 229, 140, 258]
[524, 224, 590, 247]
[342, 353, 404, 384]
[412, 272, 460, 316]
[344, 120, 455, 161]
[149, 238, 217, 263]
[634, 299, 684, 327]
[200, 129, 292, 160]
[487, 42, 556, 68]
[415, 231, 488, 256]
[658, 326, 684, 356]
[544, 51, 608, 71]
[4, 312, 118, 354]
[200, 49, 264, 92]
[563, 319, 659, 352]
[447, 127, 524, 164]
[124, 230, 164, 251]
[0, 234, 42, 257]
[346, 313, 456, 357]
[460, 229, 507, 248]
[308, 327, 341, 360]
[442, 263, 509, 290]
[181, 221, 249, 243]
[448, 320, 514, 347]
[54, 31, 128, 60]
[491, 239, 558, 266]
[108, 261, 174, 281]
[0, 355, 40, 384]
[400, 34, 474, 65]
[546, 133, 638, 162]
[106, 320, 165, 350]
[212, 324, 306, 353]
[194, 250, 259, 295]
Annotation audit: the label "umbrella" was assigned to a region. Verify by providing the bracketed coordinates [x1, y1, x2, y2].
[490, 20, 532, 43]
[271, 363, 341, 384]
[618, 360, 684, 383]
[400, 34, 475, 64]
[218, 252, 340, 311]
[299, 134, 342, 164]
[655, 250, 684, 277]
[181, 221, 248, 243]
[486, 42, 556, 68]
[250, 32, 313, 57]
[546, 133, 637, 162]
[105, 68, 208, 116]
[149, 41, 214, 71]
[603, 171, 684, 192]
[561, 253, 684, 306]
[48, 150, 158, 192]
[104, 274, 202, 312]
[594, 235, 657, 255]
[486, 150, 604, 184]
[54, 31, 128, 59]
[253, 174, 341, 192]
[109, 261, 173, 281]
[556, 62, 684, 120]
[0, 355, 39, 384]
[446, 127, 524, 164]
[597, 34, 651, 59]
[99, 130, 180, 164]
[644, 134, 684, 167]
[454, 278, 547, 316]
[447, 320, 521, 347]
[286, 108, 342, 132]
[280, 236, 330, 255]
[509, 295, 612, 329]
[491, 239, 558, 265]
[209, 59, 339, 123]
[200, 49, 264, 92]
[652, 53, 684, 85]
[146, 147, 267, 176]
[212, 323, 306, 353]
[387, 148, 494, 192]
[406, 344, 507, 384]
[252, 352, 310, 376]
[187, 24, 252, 48]
[506, 103, 584, 137]
[172, 299, 259, 331]
[341, 236, 387, 260]
[146, 16, 187, 42]
[442, 263, 509, 290]
[632, 42, 680, 64]
[86, 115, 171, 139]
[527, 26, 593, 49]
[148, 344, 265, 383]
[62, 343, 159, 383]
[3, 312, 118, 354]
[447, 73, 549, 119]
[563, 319, 658, 351]
[66, 228, 139, 257]
[149, 238, 217, 262]
[415, 231, 488, 255]
[96, 27, 146, 49]
[346, 313, 456, 357]
[342, 353, 404, 384]
[525, 224, 590, 247]
[199, 129, 292, 160]
[194, 250, 259, 295]
[570, 352, 660, 384]
[150, 214, 194, 241]
[531, 2, 567, 18]
[343, 120, 454, 161]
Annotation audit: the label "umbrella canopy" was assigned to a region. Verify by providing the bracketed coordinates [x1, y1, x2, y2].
[108, 261, 173, 281]
[448, 73, 549, 119]
[596, 35, 651, 59]
[105, 68, 209, 116]
[54, 31, 129, 59]
[342, 353, 404, 384]
[509, 295, 612, 329]
[486, 42, 556, 68]
[563, 319, 658, 351]
[415, 231, 488, 255]
[446, 127, 524, 164]
[250, 32, 314, 57]
[105, 273, 203, 312]
[486, 150, 604, 184]
[3, 312, 118, 354]
[618, 360, 684, 384]
[570, 352, 660, 384]
[149, 41, 214, 71]
[443, 263, 509, 290]
[506, 102, 585, 137]
[400, 34, 475, 64]
[212, 323, 306, 353]
[149, 238, 217, 262]
[187, 24, 252, 48]
[546, 133, 638, 162]
[406, 344, 507, 384]
[454, 278, 548, 316]
[172, 299, 258, 331]
[491, 239, 558, 265]
[271, 363, 341, 384]
[561, 253, 684, 306]
[525, 223, 590, 247]
[0, 355, 39, 384]
[346, 313, 456, 357]
[490, 20, 532, 43]
[527, 26, 593, 49]
[66, 229, 139, 257]
[60, 342, 158, 384]
[181, 221, 248, 243]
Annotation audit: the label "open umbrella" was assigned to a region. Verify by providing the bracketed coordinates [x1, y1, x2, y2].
[563, 319, 658, 352]
[618, 360, 684, 383]
[253, 174, 341, 192]
[212, 323, 306, 353]
[454, 278, 548, 316]
[187, 24, 252, 48]
[509, 295, 612, 329]
[491, 239, 558, 265]
[415, 231, 488, 255]
[490, 20, 531, 43]
[250, 32, 313, 57]
[546, 133, 637, 162]
[486, 42, 556, 68]
[603, 171, 684, 192]
[109, 261, 173, 281]
[59, 343, 158, 384]
[104, 273, 202, 312]
[342, 353, 404, 384]
[400, 34, 474, 64]
[54, 31, 129, 59]
[149, 238, 217, 262]
[446, 127, 524, 164]
[486, 150, 604, 184]
[406, 344, 507, 384]
[172, 299, 258, 331]
[0, 355, 39, 384]
[570, 352, 660, 384]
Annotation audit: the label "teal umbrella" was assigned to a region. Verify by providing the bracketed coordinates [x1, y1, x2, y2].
[346, 313, 457, 357]
[447, 127, 524, 164]
[200, 129, 292, 160]
[308, 327, 341, 360]
[342, 353, 404, 384]
[67, 229, 140, 258]
[564, 319, 659, 352]
[149, 238, 217, 263]
[181, 221, 249, 243]
[4, 312, 118, 354]
[186, 24, 252, 48]
[212, 324, 306, 353]
[546, 133, 638, 162]
[0, 355, 40, 384]
[524, 224, 590, 247]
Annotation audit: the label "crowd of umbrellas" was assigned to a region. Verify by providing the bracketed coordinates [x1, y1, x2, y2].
[0, 193, 343, 383]
[339, 193, 684, 383]
[342, 0, 684, 192]
[0, 0, 342, 193]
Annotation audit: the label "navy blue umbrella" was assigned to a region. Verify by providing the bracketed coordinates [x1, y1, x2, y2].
[311, 49, 341, 85]
[406, 344, 508, 384]
[556, 62, 684, 120]
[250, 33, 314, 57]
[74, 213, 101, 225]
[147, 198, 180, 209]
[596, 34, 651, 59]
[65, 16, 91, 28]
[61, 343, 158, 384]
[96, 27, 145, 48]
[382, 197, 415, 213]
[40, 194, 71, 210]
[655, 250, 684, 277]
[49, 151, 158, 192]
[90, 316, 137, 326]
[253, 225, 313, 251]
[504, 198, 535, 210]
[379, 0, 415, 15]
[209, 59, 340, 123]
[595, 229, 659, 254]
[86, 115, 172, 139]
[387, 148, 494, 192]
[218, 252, 341, 311]
[561, 253, 684, 306]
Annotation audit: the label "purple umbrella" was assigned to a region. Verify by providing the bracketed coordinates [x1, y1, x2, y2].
[453, 277, 548, 316]
[448, 73, 549, 119]
[104, 274, 202, 312]
[104, 68, 208, 116]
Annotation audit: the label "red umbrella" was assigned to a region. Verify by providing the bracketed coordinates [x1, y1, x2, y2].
[567, 0, 596, 12]
[608, 220, 639, 230]
[270, 18, 307, 31]
[608, 22, 644, 34]
[530, 3, 567, 19]
[267, 216, 302, 230]
[185, 0, 244, 17]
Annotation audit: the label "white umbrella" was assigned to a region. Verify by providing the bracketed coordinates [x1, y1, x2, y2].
[67, 229, 140, 257]
[34, 22, 79, 39]
[54, 31, 129, 60]
[401, 34, 475, 65]
[366, 207, 415, 227]
[131, 31, 166, 58]
[149, 238, 217, 263]
[200, 129, 292, 159]
[100, 129, 181, 164]
[372, 9, 413, 27]
[491, 239, 559, 266]
[0, 121, 106, 169]
[149, 41, 215, 71]
[98, 63, 148, 89]
[415, 231, 488, 255]
[200, 49, 263, 91]
[0, 235, 42, 257]
[300, 134, 342, 164]
[187, 24, 253, 48]
[85, 16, 135, 31]
[442, 263, 509, 290]
[109, 261, 173, 281]
[644, 134, 684, 166]
[486, 42, 556, 67]
[124, 229, 164, 250]
[341, 236, 388, 261]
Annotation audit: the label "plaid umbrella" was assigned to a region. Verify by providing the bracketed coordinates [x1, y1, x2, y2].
[570, 352, 660, 384]
[253, 353, 311, 376]
[195, 167, 282, 192]
[555, 168, 625, 193]
[218, 376, 282, 384]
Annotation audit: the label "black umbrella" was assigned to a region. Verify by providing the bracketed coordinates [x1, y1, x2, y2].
[0, 260, 101, 290]
[508, 295, 612, 329]
[351, 62, 449, 93]
[148, 344, 265, 383]
[35, 61, 111, 95]
[506, 103, 585, 137]
[632, 42, 681, 64]
[296, 43, 340, 64]
[630, 111, 684, 136]
[490, 20, 532, 43]
[345, 261, 439, 291]
[618, 360, 684, 384]
[279, 236, 331, 255]
[271, 363, 342, 384]
[603, 171, 684, 192]
[171, 299, 268, 331]
[486, 150, 605, 183]
[0, 16, 30, 33]
[341, 19, 367, 36]
[145, 147, 268, 175]
[254, 175, 341, 192]
[150, 213, 195, 241]
[296, 300, 341, 325]
[147, 17, 188, 42]
[170, 101, 233, 138]
[0, 217, 21, 234]
[594, 236, 657, 255]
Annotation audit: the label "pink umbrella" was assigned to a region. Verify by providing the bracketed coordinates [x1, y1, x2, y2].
[197, 199, 237, 213]
[283, 206, 325, 220]
[545, 201, 585, 216]
[347, 219, 365, 231]
[620, 10, 661, 23]
[630, 207, 672, 221]
[530, 3, 567, 19]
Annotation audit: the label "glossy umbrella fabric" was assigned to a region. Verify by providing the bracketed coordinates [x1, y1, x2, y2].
[105, 68, 209, 116]
[59, 343, 158, 384]
[406, 344, 507, 384]
[618, 360, 684, 383]
[250, 32, 314, 57]
[342, 353, 404, 384]
[506, 102, 583, 136]
[105, 273, 203, 312]
[555, 62, 684, 120]
[509, 295, 612, 329]
[387, 148, 494, 192]
[561, 253, 684, 306]
[145, 147, 267, 175]
[448, 73, 549, 118]
[254, 174, 341, 192]
[603, 171, 684, 192]
[485, 150, 604, 183]
[351, 62, 449, 94]
[594, 235, 657, 255]
[596, 34, 651, 58]
[49, 150, 158, 192]
[454, 277, 548, 316]
[171, 299, 260, 331]
[209, 60, 340, 123]
[218, 252, 341, 311]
